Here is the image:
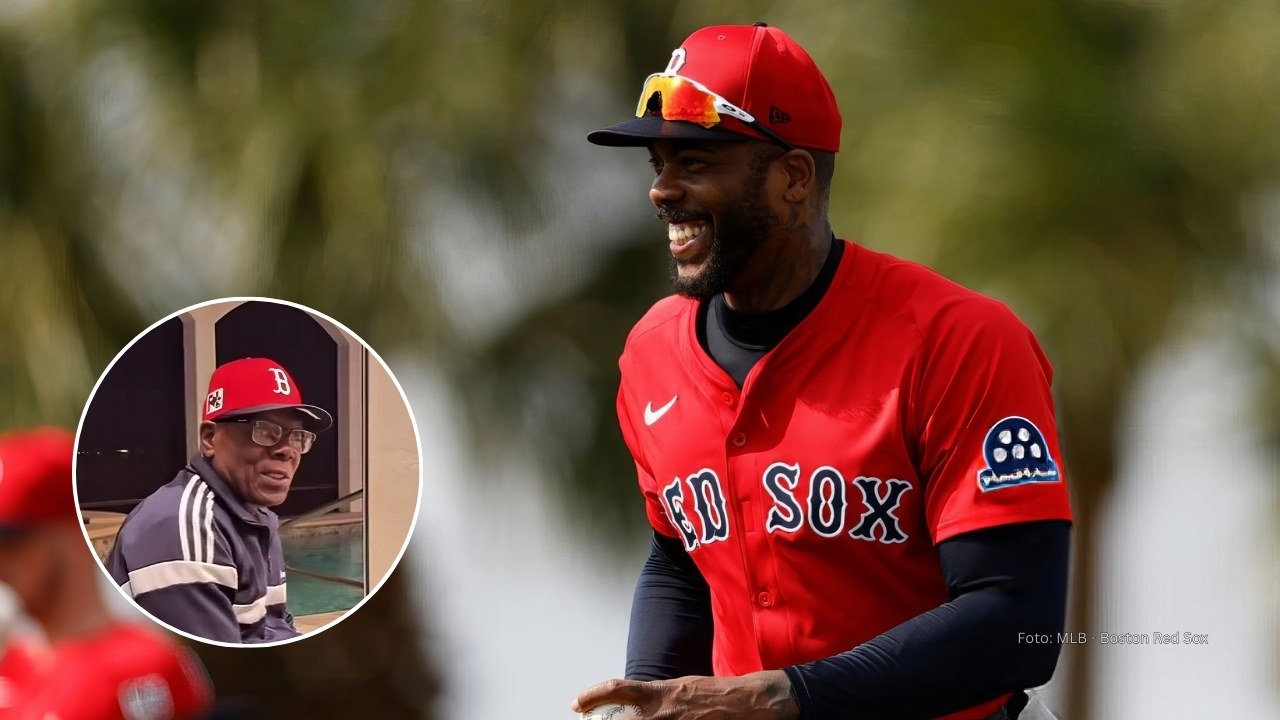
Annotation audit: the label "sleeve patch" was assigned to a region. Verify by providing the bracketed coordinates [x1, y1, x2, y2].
[118, 674, 174, 720]
[976, 416, 1060, 492]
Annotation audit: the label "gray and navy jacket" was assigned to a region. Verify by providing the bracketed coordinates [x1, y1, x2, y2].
[106, 455, 300, 643]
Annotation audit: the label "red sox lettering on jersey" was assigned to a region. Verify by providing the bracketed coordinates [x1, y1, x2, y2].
[617, 240, 1073, 684]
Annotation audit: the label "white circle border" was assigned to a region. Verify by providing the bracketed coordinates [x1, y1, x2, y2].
[71, 295, 426, 649]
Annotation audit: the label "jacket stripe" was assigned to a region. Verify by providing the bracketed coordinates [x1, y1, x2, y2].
[202, 488, 215, 564]
[125, 559, 239, 596]
[177, 476, 200, 562]
[232, 584, 287, 625]
[192, 484, 212, 563]
[266, 583, 286, 606]
[181, 477, 215, 564]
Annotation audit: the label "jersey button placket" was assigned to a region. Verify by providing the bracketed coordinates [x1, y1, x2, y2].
[731, 432, 747, 447]
[756, 591, 773, 608]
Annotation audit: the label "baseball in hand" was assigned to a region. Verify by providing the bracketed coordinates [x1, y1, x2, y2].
[580, 703, 643, 720]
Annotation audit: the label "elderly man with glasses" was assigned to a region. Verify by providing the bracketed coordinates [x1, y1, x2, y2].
[106, 357, 333, 644]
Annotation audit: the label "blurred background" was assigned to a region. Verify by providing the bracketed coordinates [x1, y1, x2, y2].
[1, 0, 1277, 718]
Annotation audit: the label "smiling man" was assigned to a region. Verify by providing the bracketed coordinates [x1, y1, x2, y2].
[575, 23, 1072, 720]
[106, 357, 333, 644]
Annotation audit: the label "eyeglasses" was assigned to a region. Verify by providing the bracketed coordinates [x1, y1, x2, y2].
[219, 419, 316, 454]
[636, 73, 796, 152]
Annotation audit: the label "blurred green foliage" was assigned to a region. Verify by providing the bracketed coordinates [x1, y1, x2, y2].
[2, 0, 1278, 717]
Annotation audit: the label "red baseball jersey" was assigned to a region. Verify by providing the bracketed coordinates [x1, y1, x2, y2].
[11, 624, 211, 720]
[617, 240, 1073, 719]
[0, 641, 38, 717]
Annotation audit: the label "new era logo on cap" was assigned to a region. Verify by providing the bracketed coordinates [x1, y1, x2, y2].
[768, 106, 792, 125]
[203, 357, 333, 432]
[206, 388, 224, 414]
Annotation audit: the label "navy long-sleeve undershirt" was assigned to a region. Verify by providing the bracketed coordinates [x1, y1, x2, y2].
[625, 520, 1070, 719]
[625, 529, 715, 680]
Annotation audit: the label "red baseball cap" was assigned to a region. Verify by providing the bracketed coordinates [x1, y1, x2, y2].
[0, 427, 77, 529]
[588, 23, 841, 152]
[203, 357, 333, 432]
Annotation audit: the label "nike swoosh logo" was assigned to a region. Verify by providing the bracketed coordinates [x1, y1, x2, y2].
[644, 396, 678, 426]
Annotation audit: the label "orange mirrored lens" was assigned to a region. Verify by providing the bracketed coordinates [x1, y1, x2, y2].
[636, 76, 721, 127]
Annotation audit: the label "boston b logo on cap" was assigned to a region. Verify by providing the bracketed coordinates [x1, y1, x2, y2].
[668, 24, 841, 151]
[203, 357, 333, 432]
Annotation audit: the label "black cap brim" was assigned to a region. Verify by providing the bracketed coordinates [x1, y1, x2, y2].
[220, 404, 334, 433]
[587, 115, 750, 146]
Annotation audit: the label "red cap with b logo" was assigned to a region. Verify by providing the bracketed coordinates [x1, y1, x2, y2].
[0, 427, 77, 528]
[588, 24, 842, 152]
[203, 357, 333, 432]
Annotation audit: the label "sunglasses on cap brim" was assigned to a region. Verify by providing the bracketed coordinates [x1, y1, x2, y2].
[636, 73, 796, 152]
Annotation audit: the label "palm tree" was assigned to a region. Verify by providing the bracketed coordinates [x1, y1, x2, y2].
[0, 0, 700, 715]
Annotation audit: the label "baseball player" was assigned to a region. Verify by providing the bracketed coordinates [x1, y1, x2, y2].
[0, 427, 212, 719]
[105, 357, 333, 644]
[573, 24, 1073, 720]
[0, 584, 38, 718]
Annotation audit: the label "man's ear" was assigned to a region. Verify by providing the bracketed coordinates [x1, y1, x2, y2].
[779, 149, 816, 205]
[199, 421, 217, 457]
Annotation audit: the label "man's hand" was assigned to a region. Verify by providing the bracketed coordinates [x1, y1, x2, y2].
[571, 670, 800, 720]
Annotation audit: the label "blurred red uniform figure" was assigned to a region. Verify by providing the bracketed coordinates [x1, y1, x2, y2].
[0, 635, 37, 717]
[0, 428, 213, 720]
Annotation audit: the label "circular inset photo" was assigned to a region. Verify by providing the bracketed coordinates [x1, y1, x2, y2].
[73, 297, 422, 647]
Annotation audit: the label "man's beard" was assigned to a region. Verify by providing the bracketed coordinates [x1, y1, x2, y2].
[668, 175, 778, 300]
